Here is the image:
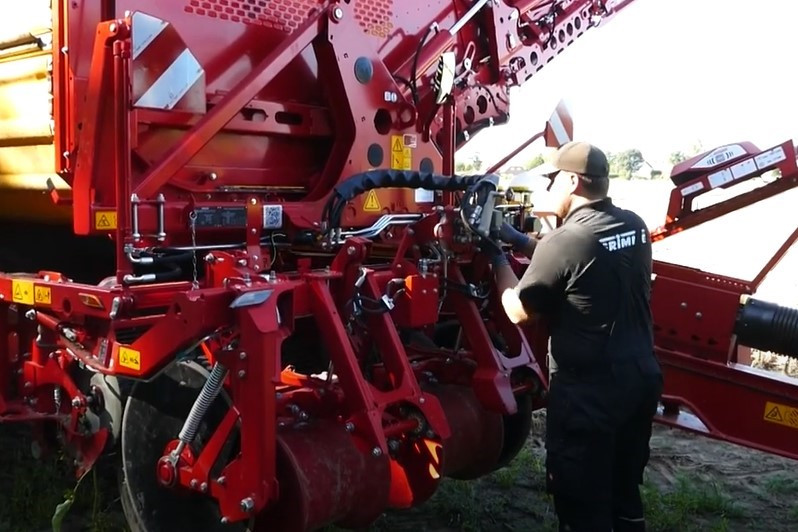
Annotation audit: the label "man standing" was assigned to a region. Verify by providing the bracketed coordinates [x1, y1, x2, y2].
[488, 141, 663, 531]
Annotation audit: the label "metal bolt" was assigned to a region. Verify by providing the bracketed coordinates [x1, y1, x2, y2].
[345, 422, 355, 432]
[71, 397, 82, 408]
[238, 259, 247, 266]
[251, 228, 257, 235]
[209, 172, 218, 181]
[419, 396, 426, 404]
[299, 411, 309, 421]
[239, 352, 247, 360]
[109, 23, 117, 32]
[24, 381, 32, 389]
[190, 479, 198, 489]
[250, 198, 257, 205]
[332, 6, 344, 20]
[238, 370, 246, 378]
[240, 497, 255, 513]
[25, 310, 36, 320]
[217, 476, 226, 485]
[200, 482, 208, 493]
[347, 246, 356, 255]
[372, 447, 382, 457]
[680, 302, 687, 309]
[695, 312, 702, 319]
[388, 439, 401, 452]
[221, 518, 229, 524]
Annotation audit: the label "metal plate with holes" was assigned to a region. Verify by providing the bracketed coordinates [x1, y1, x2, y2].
[262, 205, 283, 229]
[192, 207, 247, 228]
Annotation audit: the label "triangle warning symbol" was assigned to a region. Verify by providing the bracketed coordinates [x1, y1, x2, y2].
[97, 215, 111, 228]
[766, 405, 783, 422]
[392, 136, 403, 152]
[13, 285, 21, 298]
[363, 190, 381, 212]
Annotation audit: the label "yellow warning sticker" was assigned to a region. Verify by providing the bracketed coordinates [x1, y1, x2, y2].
[12, 280, 34, 305]
[390, 134, 412, 170]
[34, 285, 51, 305]
[402, 147, 412, 170]
[363, 189, 382, 212]
[119, 346, 141, 371]
[95, 211, 117, 230]
[391, 152, 403, 169]
[763, 401, 798, 430]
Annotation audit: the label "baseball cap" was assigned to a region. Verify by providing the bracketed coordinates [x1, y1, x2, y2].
[531, 141, 610, 180]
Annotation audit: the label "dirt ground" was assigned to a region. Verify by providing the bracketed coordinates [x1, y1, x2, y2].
[3, 399, 798, 532]
[365, 412, 798, 532]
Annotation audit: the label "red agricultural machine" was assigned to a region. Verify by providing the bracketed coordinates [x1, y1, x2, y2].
[1, 0, 798, 530]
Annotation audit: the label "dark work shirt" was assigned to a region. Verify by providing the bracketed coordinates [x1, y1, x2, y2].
[515, 197, 659, 375]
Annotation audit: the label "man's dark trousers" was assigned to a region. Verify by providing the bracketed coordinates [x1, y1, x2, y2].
[545, 360, 663, 531]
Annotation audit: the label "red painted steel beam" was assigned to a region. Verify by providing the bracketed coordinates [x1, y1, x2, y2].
[656, 349, 798, 461]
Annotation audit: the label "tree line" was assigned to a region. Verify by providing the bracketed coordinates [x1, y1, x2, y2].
[456, 142, 706, 180]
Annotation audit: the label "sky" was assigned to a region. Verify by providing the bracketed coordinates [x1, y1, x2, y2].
[459, 0, 798, 170]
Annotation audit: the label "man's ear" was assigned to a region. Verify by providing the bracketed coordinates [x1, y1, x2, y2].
[568, 172, 581, 194]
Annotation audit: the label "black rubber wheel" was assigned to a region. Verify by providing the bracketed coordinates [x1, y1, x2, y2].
[118, 360, 246, 532]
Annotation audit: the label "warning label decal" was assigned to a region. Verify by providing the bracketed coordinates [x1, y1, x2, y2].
[34, 285, 51, 305]
[363, 190, 381, 212]
[12, 280, 34, 305]
[119, 346, 141, 371]
[390, 134, 412, 171]
[95, 211, 118, 230]
[763, 401, 798, 430]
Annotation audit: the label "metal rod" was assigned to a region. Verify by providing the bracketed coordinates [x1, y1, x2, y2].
[449, 0, 491, 35]
[751, 225, 798, 290]
[130, 194, 141, 241]
[486, 131, 544, 174]
[0, 33, 40, 52]
[156, 193, 166, 241]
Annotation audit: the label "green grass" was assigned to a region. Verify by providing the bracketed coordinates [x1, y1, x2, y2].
[0, 427, 125, 532]
[641, 473, 746, 532]
[763, 473, 798, 496]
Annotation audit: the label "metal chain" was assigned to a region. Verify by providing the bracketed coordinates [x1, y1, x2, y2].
[189, 211, 199, 289]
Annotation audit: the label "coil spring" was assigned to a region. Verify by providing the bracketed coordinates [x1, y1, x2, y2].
[178, 362, 228, 444]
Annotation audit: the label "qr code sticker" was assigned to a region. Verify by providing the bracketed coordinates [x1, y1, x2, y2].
[263, 205, 283, 229]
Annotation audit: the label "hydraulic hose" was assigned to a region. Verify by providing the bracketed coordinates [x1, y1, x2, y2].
[323, 169, 494, 230]
[735, 297, 798, 359]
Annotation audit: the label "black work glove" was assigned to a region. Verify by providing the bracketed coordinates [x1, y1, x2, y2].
[478, 237, 510, 267]
[499, 222, 533, 251]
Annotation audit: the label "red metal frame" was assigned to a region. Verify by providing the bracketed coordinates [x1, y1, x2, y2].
[649, 141, 798, 460]
[8, 0, 798, 530]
